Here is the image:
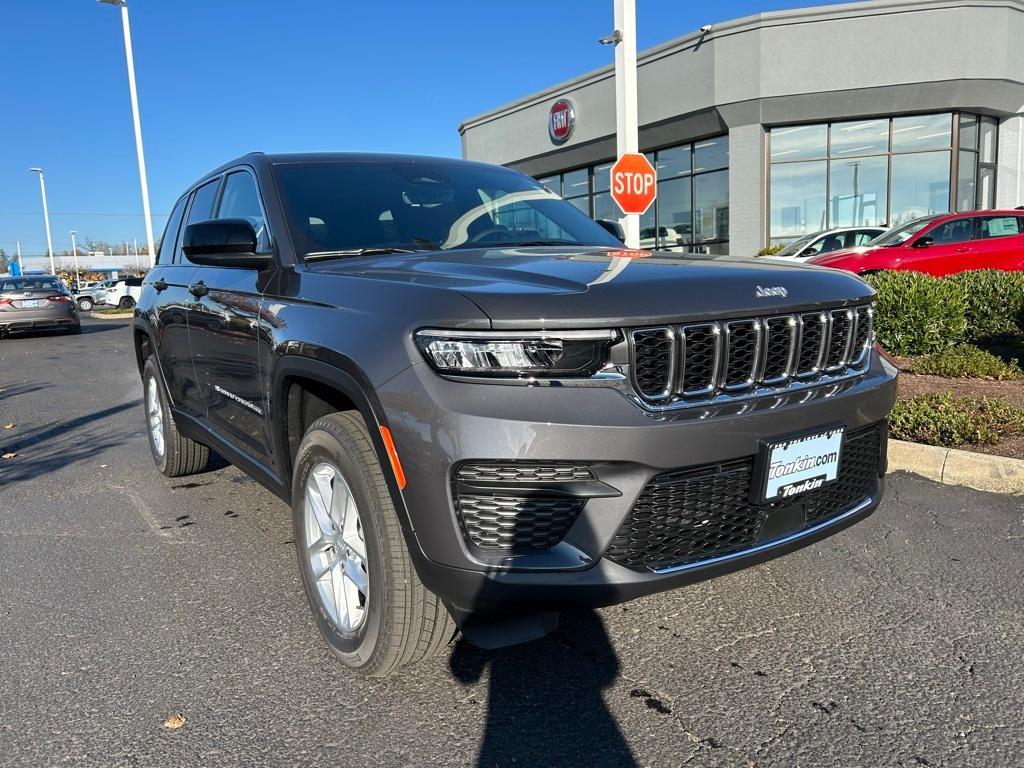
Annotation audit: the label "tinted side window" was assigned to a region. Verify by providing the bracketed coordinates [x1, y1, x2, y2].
[217, 171, 270, 252]
[180, 178, 222, 263]
[976, 216, 1022, 240]
[929, 218, 974, 244]
[157, 196, 188, 265]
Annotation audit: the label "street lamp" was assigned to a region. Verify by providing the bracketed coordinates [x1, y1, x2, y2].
[29, 168, 56, 275]
[98, 0, 156, 268]
[70, 230, 81, 288]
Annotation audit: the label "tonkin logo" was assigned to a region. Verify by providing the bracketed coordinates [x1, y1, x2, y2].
[755, 285, 788, 298]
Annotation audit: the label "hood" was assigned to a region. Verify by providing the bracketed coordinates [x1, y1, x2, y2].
[317, 246, 874, 328]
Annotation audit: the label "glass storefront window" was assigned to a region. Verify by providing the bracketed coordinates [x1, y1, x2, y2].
[891, 113, 951, 152]
[693, 169, 729, 242]
[694, 137, 729, 172]
[959, 114, 979, 150]
[592, 191, 617, 222]
[656, 146, 690, 179]
[890, 151, 951, 225]
[593, 162, 613, 193]
[770, 124, 827, 161]
[565, 196, 590, 215]
[829, 155, 888, 227]
[537, 176, 559, 195]
[770, 161, 827, 238]
[656, 177, 693, 249]
[562, 167, 590, 199]
[956, 150, 978, 212]
[979, 117, 998, 164]
[830, 119, 889, 157]
[979, 166, 996, 210]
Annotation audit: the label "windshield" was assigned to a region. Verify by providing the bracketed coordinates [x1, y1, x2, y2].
[773, 232, 819, 257]
[0, 277, 64, 292]
[273, 159, 621, 260]
[870, 216, 942, 246]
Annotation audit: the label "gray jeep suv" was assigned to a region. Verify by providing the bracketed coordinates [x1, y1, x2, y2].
[133, 153, 896, 675]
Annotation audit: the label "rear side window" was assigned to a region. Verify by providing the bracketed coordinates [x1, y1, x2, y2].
[217, 171, 270, 252]
[157, 196, 188, 265]
[180, 178, 222, 263]
[976, 216, 1022, 239]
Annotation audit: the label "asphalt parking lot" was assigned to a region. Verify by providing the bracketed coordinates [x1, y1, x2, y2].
[1, 317, 1022, 768]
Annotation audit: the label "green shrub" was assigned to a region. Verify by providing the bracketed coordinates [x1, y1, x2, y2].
[945, 270, 1024, 341]
[866, 271, 968, 355]
[902, 344, 1023, 380]
[890, 393, 1024, 447]
[757, 244, 785, 257]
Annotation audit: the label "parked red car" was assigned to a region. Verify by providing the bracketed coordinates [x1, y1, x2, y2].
[807, 210, 1024, 276]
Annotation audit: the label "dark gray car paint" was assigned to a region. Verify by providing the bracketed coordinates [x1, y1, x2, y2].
[134, 151, 897, 617]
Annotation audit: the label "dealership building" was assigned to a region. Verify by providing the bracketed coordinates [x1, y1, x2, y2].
[459, 0, 1024, 256]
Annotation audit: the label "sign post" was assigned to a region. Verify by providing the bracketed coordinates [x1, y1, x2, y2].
[613, 0, 641, 247]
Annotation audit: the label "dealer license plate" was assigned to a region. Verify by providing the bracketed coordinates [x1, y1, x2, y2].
[19, 299, 41, 308]
[759, 426, 844, 503]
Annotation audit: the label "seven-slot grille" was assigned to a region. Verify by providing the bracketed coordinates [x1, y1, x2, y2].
[630, 304, 874, 404]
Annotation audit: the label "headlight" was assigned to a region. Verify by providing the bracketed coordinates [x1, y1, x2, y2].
[415, 329, 618, 378]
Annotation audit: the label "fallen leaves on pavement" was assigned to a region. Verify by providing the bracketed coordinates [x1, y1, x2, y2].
[2, 452, 16, 460]
[162, 714, 186, 730]
[3, 423, 14, 430]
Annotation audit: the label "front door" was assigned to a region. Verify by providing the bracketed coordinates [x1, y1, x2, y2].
[186, 169, 276, 464]
[911, 217, 976, 276]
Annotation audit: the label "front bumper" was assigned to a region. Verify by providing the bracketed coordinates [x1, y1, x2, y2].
[377, 352, 897, 613]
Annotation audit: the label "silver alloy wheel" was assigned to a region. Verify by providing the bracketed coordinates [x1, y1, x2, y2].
[304, 462, 369, 632]
[146, 376, 165, 459]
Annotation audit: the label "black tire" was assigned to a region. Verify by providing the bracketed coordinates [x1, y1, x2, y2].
[119, 296, 136, 309]
[142, 357, 210, 477]
[291, 411, 455, 676]
[77, 297, 94, 312]
[67, 324, 82, 335]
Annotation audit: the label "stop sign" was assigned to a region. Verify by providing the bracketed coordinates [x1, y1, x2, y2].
[610, 153, 657, 215]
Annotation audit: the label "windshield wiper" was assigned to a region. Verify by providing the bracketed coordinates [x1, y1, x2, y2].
[304, 247, 421, 262]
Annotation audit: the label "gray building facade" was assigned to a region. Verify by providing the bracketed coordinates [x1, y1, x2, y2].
[459, 0, 1024, 256]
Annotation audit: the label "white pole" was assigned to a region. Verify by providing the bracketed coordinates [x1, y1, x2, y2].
[124, 241, 132, 270]
[70, 230, 80, 288]
[15, 241, 22, 274]
[133, 237, 140, 268]
[31, 169, 56, 274]
[114, 2, 156, 267]
[613, 0, 640, 248]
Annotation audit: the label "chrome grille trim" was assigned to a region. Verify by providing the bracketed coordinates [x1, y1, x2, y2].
[628, 303, 875, 409]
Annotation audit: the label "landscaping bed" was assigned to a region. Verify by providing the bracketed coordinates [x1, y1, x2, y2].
[866, 270, 1024, 461]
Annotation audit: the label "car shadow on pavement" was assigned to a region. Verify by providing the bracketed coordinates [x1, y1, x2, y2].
[449, 609, 637, 768]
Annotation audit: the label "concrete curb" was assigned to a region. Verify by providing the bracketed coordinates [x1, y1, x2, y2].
[84, 312, 133, 321]
[888, 439, 1024, 496]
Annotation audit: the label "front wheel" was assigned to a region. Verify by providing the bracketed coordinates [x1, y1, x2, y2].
[292, 411, 455, 676]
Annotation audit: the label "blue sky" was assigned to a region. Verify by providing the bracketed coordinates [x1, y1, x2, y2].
[0, 0, 846, 257]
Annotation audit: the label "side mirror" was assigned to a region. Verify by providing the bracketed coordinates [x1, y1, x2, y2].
[182, 219, 272, 268]
[595, 219, 625, 242]
[912, 235, 933, 249]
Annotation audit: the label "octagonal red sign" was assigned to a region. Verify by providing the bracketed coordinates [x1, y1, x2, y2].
[610, 153, 657, 215]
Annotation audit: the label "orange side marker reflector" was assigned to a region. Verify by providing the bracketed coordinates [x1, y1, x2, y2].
[379, 426, 407, 489]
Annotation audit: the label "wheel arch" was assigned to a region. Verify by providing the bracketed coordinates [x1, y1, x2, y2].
[270, 353, 414, 531]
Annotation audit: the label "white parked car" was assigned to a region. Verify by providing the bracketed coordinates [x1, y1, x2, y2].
[101, 277, 144, 309]
[766, 227, 886, 261]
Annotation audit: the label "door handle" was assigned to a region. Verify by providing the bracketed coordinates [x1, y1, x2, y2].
[188, 281, 209, 298]
[152, 278, 168, 292]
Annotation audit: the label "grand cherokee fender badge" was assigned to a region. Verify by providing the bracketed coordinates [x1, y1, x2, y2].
[755, 285, 788, 298]
[214, 385, 264, 416]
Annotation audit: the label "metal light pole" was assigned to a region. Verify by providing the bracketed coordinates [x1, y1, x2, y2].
[124, 240, 132, 270]
[99, 0, 156, 267]
[70, 230, 81, 288]
[15, 241, 22, 276]
[613, 0, 640, 248]
[132, 238, 140, 268]
[29, 168, 56, 274]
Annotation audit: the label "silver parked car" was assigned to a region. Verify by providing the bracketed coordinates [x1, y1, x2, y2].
[767, 227, 886, 261]
[0, 275, 80, 336]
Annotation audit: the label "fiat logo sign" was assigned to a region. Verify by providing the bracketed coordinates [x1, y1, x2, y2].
[548, 98, 576, 145]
